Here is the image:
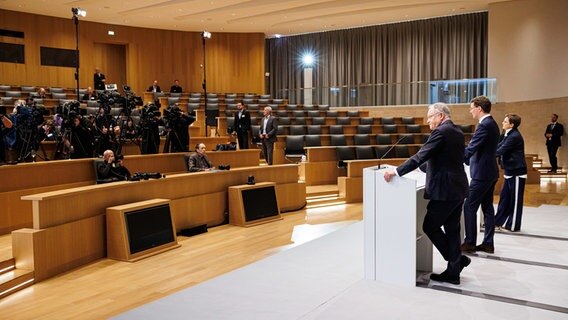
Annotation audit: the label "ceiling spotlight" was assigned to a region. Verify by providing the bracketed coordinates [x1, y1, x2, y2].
[202, 31, 212, 39]
[72, 7, 87, 17]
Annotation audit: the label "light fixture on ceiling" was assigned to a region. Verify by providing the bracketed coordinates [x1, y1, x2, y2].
[202, 31, 212, 39]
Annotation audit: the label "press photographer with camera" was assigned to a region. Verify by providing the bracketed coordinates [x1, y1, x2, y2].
[188, 143, 214, 172]
[64, 114, 94, 159]
[0, 112, 14, 164]
[96, 149, 131, 183]
[138, 103, 164, 154]
[163, 104, 195, 153]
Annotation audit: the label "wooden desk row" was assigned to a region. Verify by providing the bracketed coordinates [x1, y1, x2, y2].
[0, 150, 260, 235]
[12, 164, 305, 282]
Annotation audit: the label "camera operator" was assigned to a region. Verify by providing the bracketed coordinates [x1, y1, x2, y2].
[64, 114, 94, 159]
[97, 149, 131, 183]
[188, 143, 214, 172]
[94, 107, 120, 156]
[163, 104, 195, 153]
[138, 103, 163, 154]
[0, 112, 14, 164]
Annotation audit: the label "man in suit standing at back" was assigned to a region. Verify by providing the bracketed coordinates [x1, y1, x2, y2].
[233, 102, 251, 149]
[544, 113, 564, 173]
[462, 95, 500, 254]
[259, 106, 278, 165]
[383, 103, 470, 285]
[94, 68, 106, 91]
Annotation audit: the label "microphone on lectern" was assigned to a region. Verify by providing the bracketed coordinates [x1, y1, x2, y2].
[377, 135, 407, 169]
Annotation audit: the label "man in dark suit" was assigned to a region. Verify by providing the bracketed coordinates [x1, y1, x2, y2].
[147, 80, 162, 93]
[544, 113, 564, 173]
[495, 114, 527, 232]
[94, 68, 106, 91]
[462, 95, 500, 254]
[233, 102, 251, 149]
[384, 103, 470, 285]
[259, 106, 278, 165]
[170, 80, 183, 93]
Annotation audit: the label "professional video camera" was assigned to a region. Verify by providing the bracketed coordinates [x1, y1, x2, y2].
[97, 90, 122, 114]
[163, 104, 182, 124]
[14, 98, 48, 161]
[129, 172, 164, 181]
[57, 100, 81, 130]
[139, 103, 161, 124]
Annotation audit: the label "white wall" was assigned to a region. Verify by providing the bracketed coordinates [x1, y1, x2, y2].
[488, 0, 568, 102]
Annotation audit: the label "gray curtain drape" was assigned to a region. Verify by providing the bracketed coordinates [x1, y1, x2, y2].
[265, 12, 487, 106]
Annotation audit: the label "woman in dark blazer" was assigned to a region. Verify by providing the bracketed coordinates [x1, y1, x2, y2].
[495, 114, 527, 232]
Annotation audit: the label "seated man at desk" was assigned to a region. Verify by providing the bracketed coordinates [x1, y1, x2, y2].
[188, 143, 214, 172]
[96, 149, 131, 183]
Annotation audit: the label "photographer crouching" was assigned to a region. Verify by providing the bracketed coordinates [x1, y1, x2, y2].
[96, 149, 131, 183]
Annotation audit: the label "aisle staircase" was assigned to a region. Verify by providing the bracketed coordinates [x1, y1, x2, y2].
[0, 258, 34, 299]
[528, 154, 566, 179]
[305, 185, 346, 209]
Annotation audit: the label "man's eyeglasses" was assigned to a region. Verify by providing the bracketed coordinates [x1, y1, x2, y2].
[427, 112, 441, 119]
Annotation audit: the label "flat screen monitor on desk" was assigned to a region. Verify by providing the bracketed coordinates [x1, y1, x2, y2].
[241, 185, 279, 222]
[125, 204, 175, 254]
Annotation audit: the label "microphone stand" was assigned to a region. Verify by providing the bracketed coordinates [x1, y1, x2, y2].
[377, 135, 407, 169]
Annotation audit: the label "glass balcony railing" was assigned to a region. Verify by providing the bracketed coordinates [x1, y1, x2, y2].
[276, 78, 496, 107]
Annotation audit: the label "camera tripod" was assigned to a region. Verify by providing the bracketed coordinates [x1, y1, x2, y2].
[17, 128, 49, 163]
[162, 127, 185, 153]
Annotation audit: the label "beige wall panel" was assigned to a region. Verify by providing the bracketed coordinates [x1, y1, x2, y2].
[0, 10, 265, 94]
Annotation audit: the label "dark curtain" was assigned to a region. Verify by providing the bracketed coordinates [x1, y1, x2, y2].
[265, 12, 487, 105]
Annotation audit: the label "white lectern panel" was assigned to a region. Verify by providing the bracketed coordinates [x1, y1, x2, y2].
[363, 165, 432, 287]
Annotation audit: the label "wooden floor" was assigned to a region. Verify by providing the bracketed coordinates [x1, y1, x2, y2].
[0, 180, 566, 319]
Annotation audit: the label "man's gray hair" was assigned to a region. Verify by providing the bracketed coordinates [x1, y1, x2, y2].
[429, 102, 451, 119]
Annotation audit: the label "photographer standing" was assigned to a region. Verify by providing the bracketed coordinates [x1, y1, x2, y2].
[163, 104, 195, 153]
[0, 112, 14, 164]
[65, 115, 94, 159]
[139, 104, 163, 154]
[97, 149, 131, 183]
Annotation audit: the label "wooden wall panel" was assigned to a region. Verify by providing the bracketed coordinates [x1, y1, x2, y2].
[0, 9, 265, 94]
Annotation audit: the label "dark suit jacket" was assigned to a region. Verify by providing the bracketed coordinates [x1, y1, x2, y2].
[170, 85, 183, 93]
[147, 85, 162, 93]
[234, 110, 251, 133]
[259, 116, 278, 142]
[396, 120, 468, 201]
[464, 115, 499, 181]
[545, 122, 564, 147]
[188, 152, 212, 172]
[94, 73, 106, 90]
[496, 129, 527, 176]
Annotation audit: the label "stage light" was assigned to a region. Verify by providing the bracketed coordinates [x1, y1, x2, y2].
[202, 31, 212, 39]
[302, 53, 315, 67]
[72, 7, 87, 17]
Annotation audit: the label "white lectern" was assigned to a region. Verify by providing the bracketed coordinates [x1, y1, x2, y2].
[363, 165, 432, 287]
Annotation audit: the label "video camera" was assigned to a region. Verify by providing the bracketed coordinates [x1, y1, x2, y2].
[163, 104, 182, 123]
[140, 103, 161, 120]
[216, 142, 237, 151]
[129, 172, 164, 181]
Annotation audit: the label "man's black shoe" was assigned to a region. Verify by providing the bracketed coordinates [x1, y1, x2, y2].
[460, 255, 471, 272]
[475, 244, 495, 254]
[461, 243, 476, 253]
[430, 271, 460, 285]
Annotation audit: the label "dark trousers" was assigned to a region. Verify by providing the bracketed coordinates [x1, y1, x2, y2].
[237, 131, 249, 149]
[423, 200, 464, 277]
[495, 176, 526, 231]
[463, 178, 497, 246]
[547, 144, 560, 171]
[261, 139, 274, 165]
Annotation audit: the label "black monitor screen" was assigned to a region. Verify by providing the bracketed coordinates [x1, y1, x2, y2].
[125, 204, 175, 254]
[241, 186, 279, 222]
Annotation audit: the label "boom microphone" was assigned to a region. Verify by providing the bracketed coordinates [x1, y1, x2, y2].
[377, 135, 407, 169]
